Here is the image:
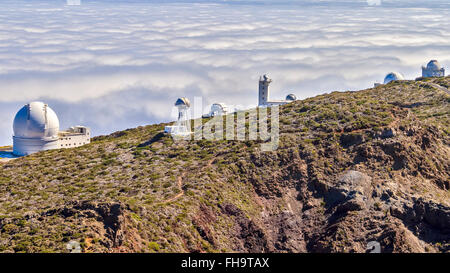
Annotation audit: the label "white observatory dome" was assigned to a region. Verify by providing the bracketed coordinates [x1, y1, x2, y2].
[13, 101, 60, 139]
[426, 60, 441, 70]
[209, 103, 228, 117]
[383, 72, 404, 84]
[285, 94, 297, 101]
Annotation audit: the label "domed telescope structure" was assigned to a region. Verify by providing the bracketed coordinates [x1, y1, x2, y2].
[204, 102, 229, 118]
[285, 94, 297, 101]
[13, 102, 60, 156]
[258, 74, 297, 107]
[175, 97, 191, 108]
[258, 74, 272, 106]
[175, 97, 190, 130]
[164, 97, 192, 136]
[12, 101, 91, 156]
[422, 60, 445, 78]
[383, 72, 404, 84]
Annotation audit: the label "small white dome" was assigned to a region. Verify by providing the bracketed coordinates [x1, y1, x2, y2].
[383, 72, 404, 84]
[13, 101, 59, 139]
[209, 103, 229, 117]
[426, 60, 441, 70]
[285, 94, 297, 101]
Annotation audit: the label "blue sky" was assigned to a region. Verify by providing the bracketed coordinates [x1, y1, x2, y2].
[0, 0, 449, 145]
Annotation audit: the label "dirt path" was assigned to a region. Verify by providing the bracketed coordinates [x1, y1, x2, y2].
[160, 172, 185, 204]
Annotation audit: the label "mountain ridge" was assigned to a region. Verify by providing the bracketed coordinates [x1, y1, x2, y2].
[0, 76, 449, 253]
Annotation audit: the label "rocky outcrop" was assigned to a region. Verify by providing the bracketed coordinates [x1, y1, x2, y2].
[390, 198, 450, 231]
[327, 170, 372, 206]
[221, 203, 269, 253]
[43, 201, 143, 252]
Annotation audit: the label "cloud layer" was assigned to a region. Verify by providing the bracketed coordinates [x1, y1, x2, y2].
[0, 0, 449, 145]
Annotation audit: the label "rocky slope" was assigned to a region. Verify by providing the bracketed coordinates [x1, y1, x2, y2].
[0, 77, 449, 253]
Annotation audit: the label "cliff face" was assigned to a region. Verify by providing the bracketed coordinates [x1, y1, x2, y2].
[0, 77, 449, 253]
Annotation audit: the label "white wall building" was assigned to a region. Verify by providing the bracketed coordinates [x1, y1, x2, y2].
[12, 101, 90, 156]
[58, 126, 91, 149]
[422, 60, 445, 78]
[258, 74, 296, 107]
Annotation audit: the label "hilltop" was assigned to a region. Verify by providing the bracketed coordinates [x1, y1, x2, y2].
[0, 77, 449, 253]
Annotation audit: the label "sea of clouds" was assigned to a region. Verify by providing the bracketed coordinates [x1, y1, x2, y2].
[0, 0, 449, 145]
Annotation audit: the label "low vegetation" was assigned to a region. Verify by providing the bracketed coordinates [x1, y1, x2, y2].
[0, 77, 448, 253]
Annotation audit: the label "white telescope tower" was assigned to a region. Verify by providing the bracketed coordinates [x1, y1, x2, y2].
[164, 97, 192, 136]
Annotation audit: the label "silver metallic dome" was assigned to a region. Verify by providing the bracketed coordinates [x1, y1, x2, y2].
[285, 94, 297, 101]
[13, 101, 60, 139]
[383, 72, 404, 84]
[175, 97, 191, 108]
